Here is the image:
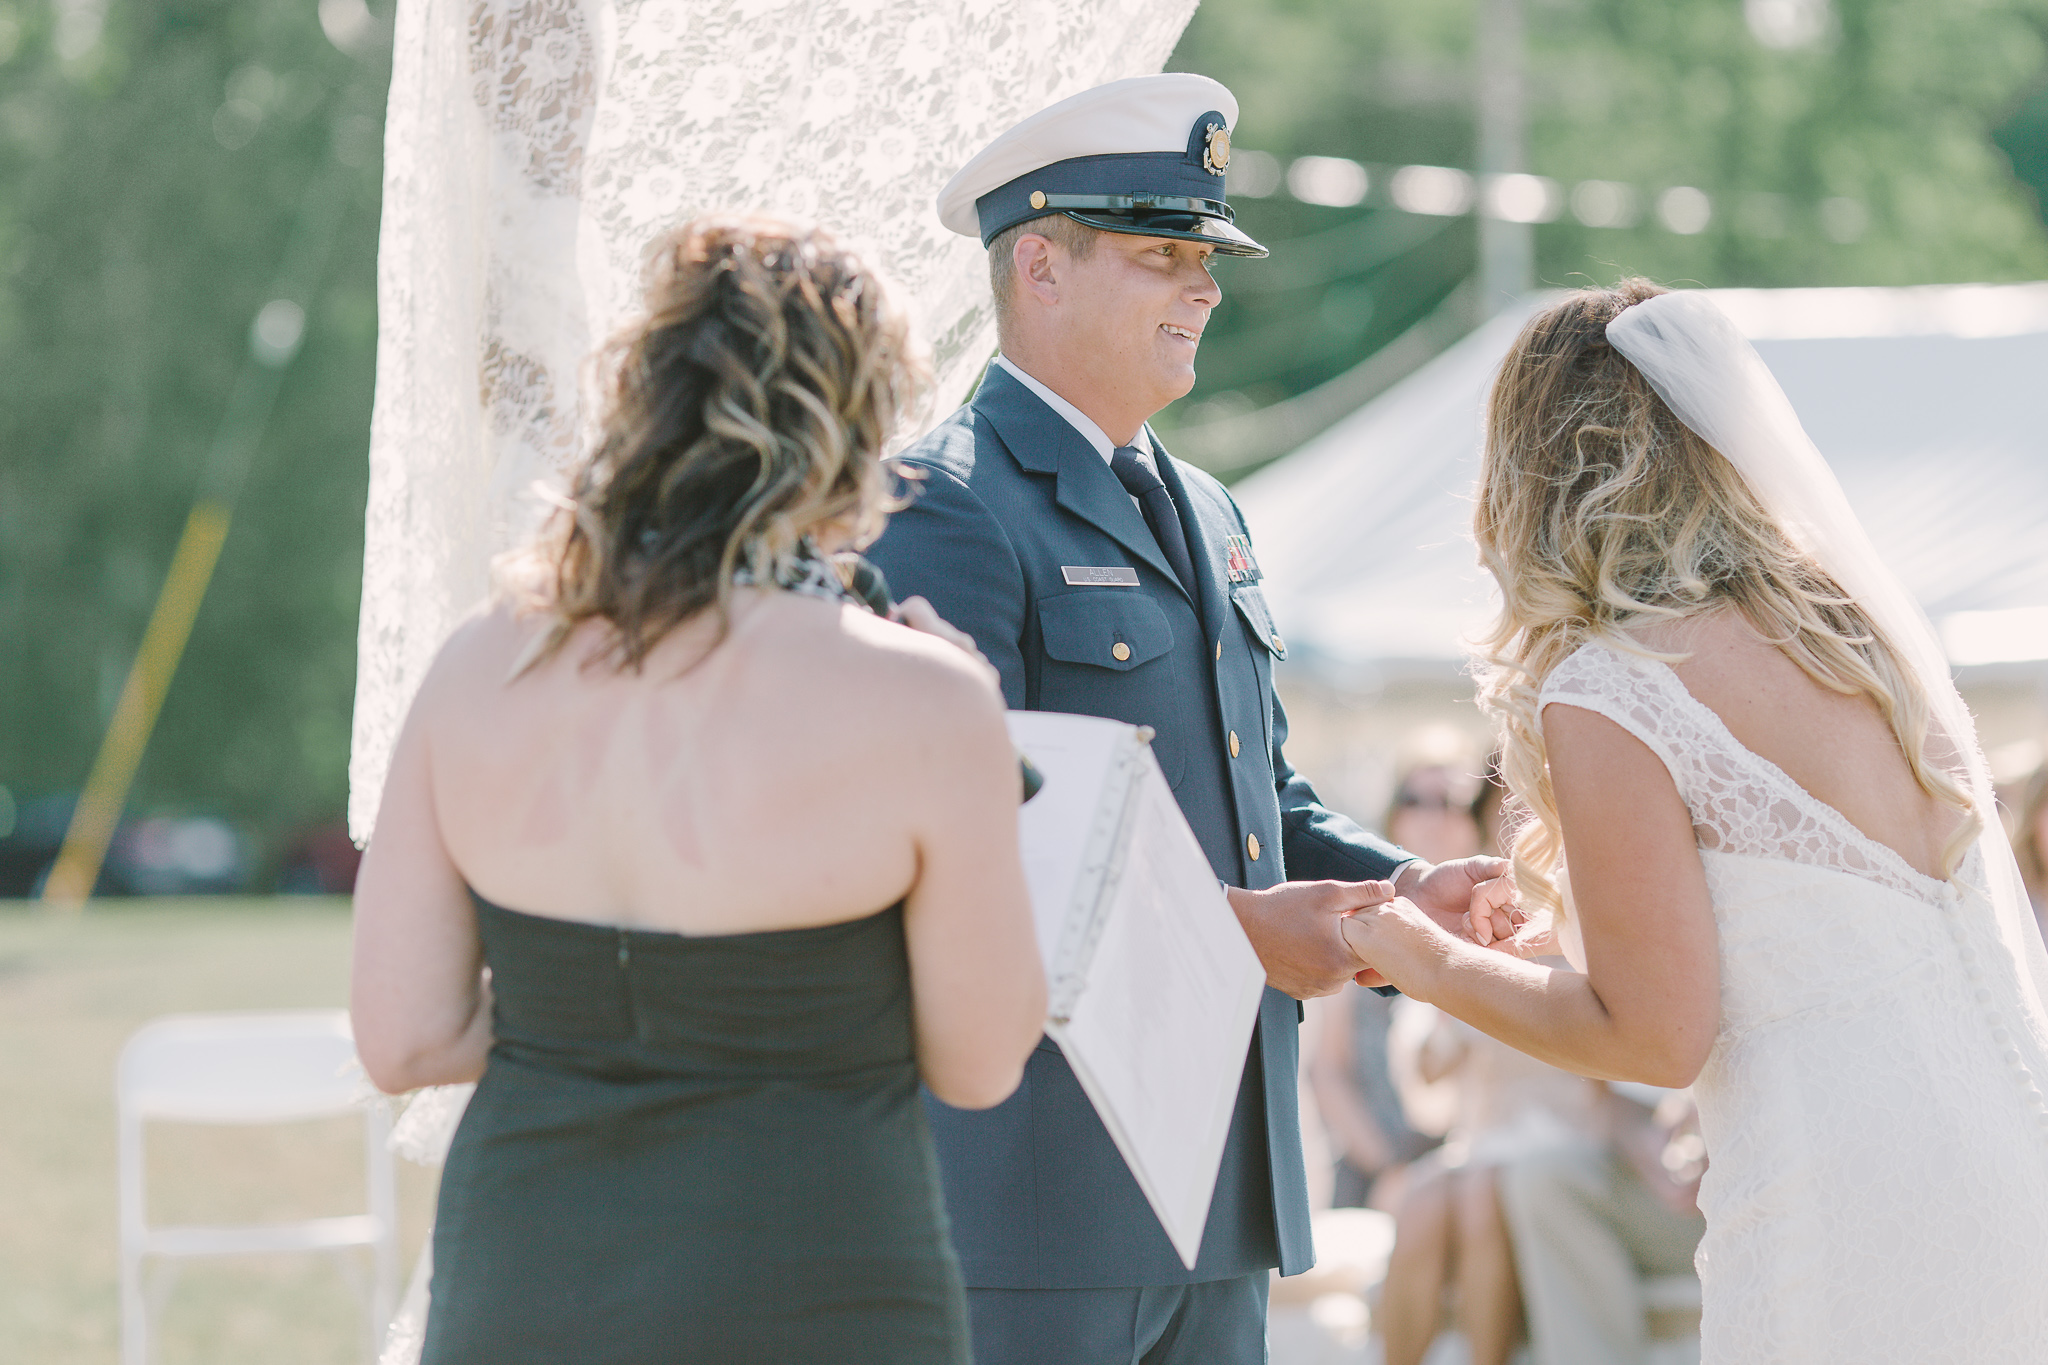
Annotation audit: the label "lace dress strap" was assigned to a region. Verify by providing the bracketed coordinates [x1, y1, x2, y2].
[1536, 643, 1695, 797]
[1538, 640, 1951, 905]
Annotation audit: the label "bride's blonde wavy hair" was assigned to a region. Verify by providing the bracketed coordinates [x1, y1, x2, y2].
[1473, 279, 1978, 928]
[503, 214, 926, 669]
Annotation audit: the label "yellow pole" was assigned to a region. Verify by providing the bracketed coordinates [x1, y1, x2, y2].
[41, 503, 232, 909]
[35, 75, 369, 911]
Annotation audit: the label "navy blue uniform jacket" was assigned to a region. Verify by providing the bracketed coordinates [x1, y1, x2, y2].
[867, 364, 1409, 1288]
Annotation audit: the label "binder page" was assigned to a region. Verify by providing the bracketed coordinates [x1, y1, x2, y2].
[1005, 711, 1129, 970]
[1051, 749, 1267, 1268]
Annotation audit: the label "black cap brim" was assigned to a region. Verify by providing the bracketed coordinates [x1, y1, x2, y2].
[1060, 209, 1269, 258]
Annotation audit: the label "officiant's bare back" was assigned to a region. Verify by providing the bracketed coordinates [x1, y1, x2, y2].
[411, 587, 1017, 936]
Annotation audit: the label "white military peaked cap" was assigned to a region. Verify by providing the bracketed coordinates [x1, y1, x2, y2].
[937, 73, 1268, 258]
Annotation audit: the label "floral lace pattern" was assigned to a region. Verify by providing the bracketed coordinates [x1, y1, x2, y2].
[468, 0, 594, 193]
[1540, 640, 1957, 907]
[350, 0, 1201, 839]
[1540, 641, 2048, 1363]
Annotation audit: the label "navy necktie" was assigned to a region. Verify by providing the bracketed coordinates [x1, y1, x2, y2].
[1109, 445, 1196, 596]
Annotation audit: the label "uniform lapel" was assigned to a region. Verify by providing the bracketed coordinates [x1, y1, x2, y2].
[1152, 433, 1230, 637]
[971, 366, 1188, 605]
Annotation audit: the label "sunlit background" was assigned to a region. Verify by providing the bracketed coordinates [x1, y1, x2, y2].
[4, 0, 2046, 893]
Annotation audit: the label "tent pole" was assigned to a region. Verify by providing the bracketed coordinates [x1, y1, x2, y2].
[41, 151, 355, 910]
[1476, 0, 1532, 314]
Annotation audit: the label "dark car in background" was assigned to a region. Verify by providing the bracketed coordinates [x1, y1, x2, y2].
[0, 787, 257, 899]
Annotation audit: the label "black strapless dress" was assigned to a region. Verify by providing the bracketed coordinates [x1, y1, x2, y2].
[421, 895, 970, 1364]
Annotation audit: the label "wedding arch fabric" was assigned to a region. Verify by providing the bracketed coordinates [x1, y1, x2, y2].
[348, 0, 1200, 839]
[1604, 291, 2048, 1045]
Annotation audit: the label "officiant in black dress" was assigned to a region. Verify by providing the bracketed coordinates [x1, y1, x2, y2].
[866, 74, 1512, 1364]
[349, 216, 1048, 1364]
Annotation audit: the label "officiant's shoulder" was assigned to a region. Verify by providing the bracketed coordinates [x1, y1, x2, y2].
[409, 593, 1003, 738]
[834, 617, 1012, 759]
[401, 599, 590, 709]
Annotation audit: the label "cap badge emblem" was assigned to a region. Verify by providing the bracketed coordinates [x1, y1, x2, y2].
[1203, 124, 1232, 176]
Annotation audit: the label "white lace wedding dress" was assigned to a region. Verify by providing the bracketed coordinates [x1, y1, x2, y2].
[1542, 640, 2048, 1364]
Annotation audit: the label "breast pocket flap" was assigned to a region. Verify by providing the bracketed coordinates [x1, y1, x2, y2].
[1232, 586, 1287, 659]
[1038, 591, 1174, 671]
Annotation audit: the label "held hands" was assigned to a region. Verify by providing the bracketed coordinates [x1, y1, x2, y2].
[1228, 860, 1524, 999]
[1400, 856, 1519, 945]
[1225, 880, 1402, 999]
[1338, 894, 1451, 996]
[1345, 857, 1524, 992]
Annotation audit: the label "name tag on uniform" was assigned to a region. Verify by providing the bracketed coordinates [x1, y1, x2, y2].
[1062, 566, 1141, 586]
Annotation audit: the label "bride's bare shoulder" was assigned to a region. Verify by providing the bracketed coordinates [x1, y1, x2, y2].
[1656, 610, 1792, 694]
[1624, 608, 1748, 659]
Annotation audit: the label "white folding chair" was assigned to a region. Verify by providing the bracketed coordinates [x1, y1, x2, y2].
[117, 1009, 398, 1365]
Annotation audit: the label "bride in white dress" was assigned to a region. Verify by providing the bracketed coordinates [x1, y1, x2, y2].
[1341, 282, 2048, 1362]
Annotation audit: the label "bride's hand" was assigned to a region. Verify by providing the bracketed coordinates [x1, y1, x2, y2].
[1465, 870, 1524, 949]
[1399, 857, 1524, 951]
[1339, 896, 1449, 995]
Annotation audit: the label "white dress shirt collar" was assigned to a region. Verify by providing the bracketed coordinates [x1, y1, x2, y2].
[992, 355, 1157, 469]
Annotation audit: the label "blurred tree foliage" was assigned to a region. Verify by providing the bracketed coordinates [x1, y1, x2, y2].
[2, 0, 2045, 865]
[1162, 0, 2048, 431]
[0, 0, 387, 867]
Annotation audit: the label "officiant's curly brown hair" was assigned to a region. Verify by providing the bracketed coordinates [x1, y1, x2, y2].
[509, 215, 928, 669]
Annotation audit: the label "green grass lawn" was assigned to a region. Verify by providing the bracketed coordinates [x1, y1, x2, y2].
[0, 898, 440, 1364]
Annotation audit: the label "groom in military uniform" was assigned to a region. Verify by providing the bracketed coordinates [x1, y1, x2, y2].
[866, 73, 1510, 1363]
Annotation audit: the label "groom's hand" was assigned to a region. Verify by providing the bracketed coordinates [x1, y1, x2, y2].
[1396, 857, 1519, 945]
[1225, 879, 1397, 999]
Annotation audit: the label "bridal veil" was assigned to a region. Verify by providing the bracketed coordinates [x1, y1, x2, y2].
[1606, 291, 2048, 1045]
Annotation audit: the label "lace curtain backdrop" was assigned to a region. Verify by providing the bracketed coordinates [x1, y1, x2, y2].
[349, 0, 1201, 840]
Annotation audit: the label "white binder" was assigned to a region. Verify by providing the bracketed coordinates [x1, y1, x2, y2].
[1006, 711, 1269, 1269]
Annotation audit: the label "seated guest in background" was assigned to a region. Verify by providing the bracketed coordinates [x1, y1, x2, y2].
[1498, 1085, 1707, 1365]
[1310, 983, 1438, 1213]
[2012, 762, 2048, 944]
[1380, 733, 1488, 868]
[1377, 1004, 1603, 1365]
[349, 216, 1047, 1365]
[1312, 743, 1484, 1210]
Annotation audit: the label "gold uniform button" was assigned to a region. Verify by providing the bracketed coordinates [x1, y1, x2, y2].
[1229, 730, 1241, 758]
[1271, 633, 1285, 652]
[1214, 639, 1222, 661]
[1246, 833, 1261, 861]
[1030, 190, 1047, 210]
[1111, 641, 1132, 662]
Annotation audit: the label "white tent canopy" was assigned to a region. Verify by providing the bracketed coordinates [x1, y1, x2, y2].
[1233, 282, 2048, 680]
